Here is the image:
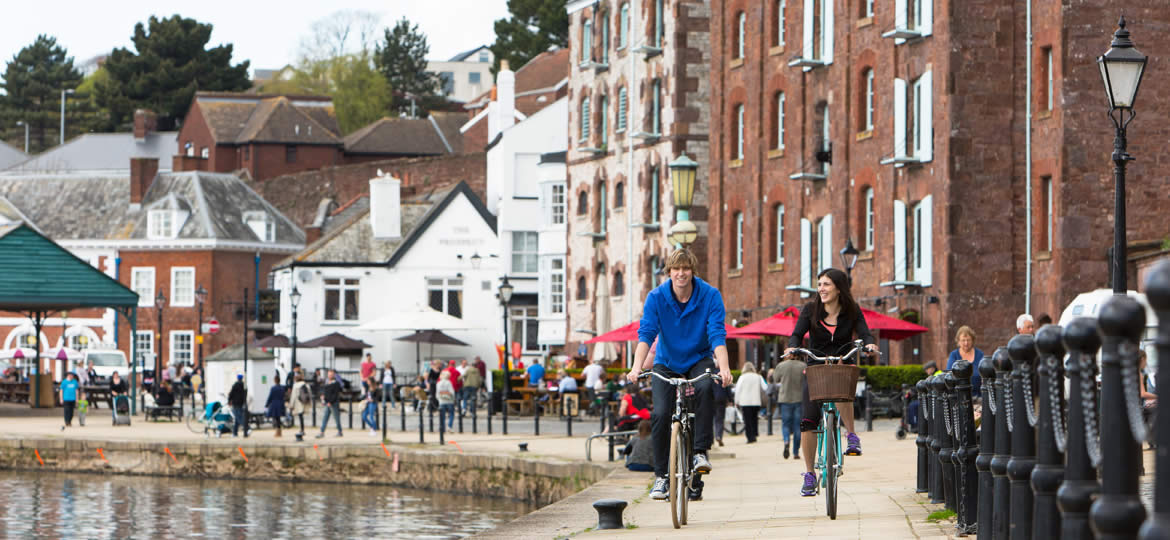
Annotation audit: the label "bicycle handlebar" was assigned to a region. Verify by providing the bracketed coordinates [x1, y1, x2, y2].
[783, 340, 881, 364]
[637, 369, 722, 386]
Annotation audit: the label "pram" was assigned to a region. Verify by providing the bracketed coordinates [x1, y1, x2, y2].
[186, 401, 234, 438]
[112, 395, 132, 426]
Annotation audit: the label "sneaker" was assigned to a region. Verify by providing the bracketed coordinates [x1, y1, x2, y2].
[650, 477, 669, 500]
[801, 472, 817, 497]
[846, 433, 863, 456]
[368, 429, 377, 436]
[315, 433, 325, 439]
[783, 443, 790, 459]
[692, 452, 712, 474]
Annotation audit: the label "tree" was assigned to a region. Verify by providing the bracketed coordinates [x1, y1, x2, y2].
[256, 55, 391, 135]
[374, 17, 440, 115]
[298, 9, 381, 63]
[490, 0, 569, 74]
[96, 15, 251, 130]
[0, 35, 82, 152]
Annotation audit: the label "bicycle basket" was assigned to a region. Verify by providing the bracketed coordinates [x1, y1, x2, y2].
[806, 364, 860, 402]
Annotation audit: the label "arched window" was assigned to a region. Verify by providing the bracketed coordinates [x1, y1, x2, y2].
[582, 18, 593, 63]
[864, 187, 875, 251]
[773, 0, 786, 47]
[733, 212, 744, 269]
[734, 11, 746, 59]
[772, 92, 785, 150]
[862, 68, 875, 132]
[617, 87, 627, 132]
[599, 95, 609, 145]
[580, 97, 591, 142]
[576, 275, 588, 300]
[614, 182, 624, 207]
[774, 203, 785, 263]
[733, 103, 745, 160]
[577, 190, 589, 215]
[613, 271, 625, 296]
[619, 4, 630, 49]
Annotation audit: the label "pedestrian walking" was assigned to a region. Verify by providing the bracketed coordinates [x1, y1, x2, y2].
[316, 369, 344, 438]
[362, 376, 381, 435]
[59, 372, 81, 430]
[228, 374, 249, 438]
[108, 371, 127, 410]
[361, 353, 376, 381]
[265, 372, 286, 437]
[712, 376, 730, 446]
[445, 361, 463, 413]
[290, 372, 312, 435]
[437, 370, 456, 429]
[460, 361, 482, 413]
[774, 354, 805, 459]
[382, 361, 396, 408]
[734, 362, 766, 443]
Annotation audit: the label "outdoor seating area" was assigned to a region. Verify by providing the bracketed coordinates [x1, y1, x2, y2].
[0, 381, 29, 403]
[144, 404, 183, 422]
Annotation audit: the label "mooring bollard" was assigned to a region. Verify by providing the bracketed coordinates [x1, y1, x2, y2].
[348, 396, 354, 429]
[401, 400, 407, 431]
[1139, 262, 1170, 540]
[1032, 324, 1066, 540]
[1007, 334, 1038, 540]
[941, 372, 959, 513]
[1090, 295, 1148, 538]
[1058, 318, 1101, 540]
[975, 356, 997, 540]
[928, 374, 944, 505]
[990, 346, 1013, 540]
[592, 499, 628, 530]
[418, 401, 425, 444]
[566, 408, 573, 437]
[457, 405, 463, 434]
[471, 400, 478, 434]
[767, 394, 775, 436]
[915, 379, 930, 495]
[312, 397, 317, 427]
[933, 374, 955, 511]
[535, 396, 541, 436]
[487, 397, 494, 435]
[439, 407, 446, 446]
[951, 359, 978, 536]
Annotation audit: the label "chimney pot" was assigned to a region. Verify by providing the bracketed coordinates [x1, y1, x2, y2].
[370, 175, 402, 240]
[133, 109, 158, 141]
[130, 157, 160, 205]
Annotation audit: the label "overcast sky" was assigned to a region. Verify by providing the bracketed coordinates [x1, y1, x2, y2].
[0, 0, 510, 75]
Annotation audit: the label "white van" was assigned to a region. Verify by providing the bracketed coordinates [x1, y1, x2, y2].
[1058, 288, 1159, 369]
[83, 349, 130, 380]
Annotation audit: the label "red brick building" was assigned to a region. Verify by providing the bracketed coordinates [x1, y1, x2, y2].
[707, 1, 1170, 365]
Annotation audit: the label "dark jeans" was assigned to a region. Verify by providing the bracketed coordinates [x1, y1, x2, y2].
[232, 406, 248, 436]
[362, 401, 378, 429]
[741, 405, 760, 442]
[651, 357, 716, 478]
[779, 402, 802, 447]
[63, 400, 76, 426]
[627, 463, 654, 472]
[907, 399, 920, 430]
[713, 401, 727, 441]
[320, 402, 342, 434]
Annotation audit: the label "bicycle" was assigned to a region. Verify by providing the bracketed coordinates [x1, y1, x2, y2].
[186, 397, 234, 438]
[639, 369, 722, 529]
[785, 340, 874, 520]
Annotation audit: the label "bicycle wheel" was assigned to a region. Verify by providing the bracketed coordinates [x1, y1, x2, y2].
[679, 422, 689, 525]
[824, 410, 839, 520]
[186, 405, 204, 434]
[668, 421, 682, 529]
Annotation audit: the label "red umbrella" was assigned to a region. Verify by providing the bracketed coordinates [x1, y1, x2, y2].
[728, 307, 801, 339]
[862, 308, 929, 340]
[586, 321, 758, 343]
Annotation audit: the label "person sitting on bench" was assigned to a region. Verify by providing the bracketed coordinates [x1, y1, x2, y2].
[611, 383, 650, 432]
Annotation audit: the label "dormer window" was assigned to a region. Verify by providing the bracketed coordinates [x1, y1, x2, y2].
[148, 210, 174, 239]
[244, 211, 275, 242]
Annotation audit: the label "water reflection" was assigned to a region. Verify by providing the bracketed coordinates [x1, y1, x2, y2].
[0, 471, 531, 539]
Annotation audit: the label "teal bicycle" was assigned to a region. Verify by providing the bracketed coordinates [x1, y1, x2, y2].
[786, 340, 873, 520]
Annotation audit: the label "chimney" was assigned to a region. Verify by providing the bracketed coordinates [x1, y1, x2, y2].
[369, 174, 402, 239]
[305, 225, 323, 244]
[133, 109, 158, 141]
[488, 60, 515, 141]
[130, 157, 159, 205]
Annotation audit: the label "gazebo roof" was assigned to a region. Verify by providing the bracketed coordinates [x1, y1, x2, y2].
[0, 223, 138, 311]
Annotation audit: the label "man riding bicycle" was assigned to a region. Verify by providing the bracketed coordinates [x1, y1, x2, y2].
[628, 248, 733, 501]
[784, 268, 877, 496]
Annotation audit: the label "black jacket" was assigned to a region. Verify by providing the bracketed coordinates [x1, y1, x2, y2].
[155, 387, 175, 406]
[228, 381, 248, 407]
[787, 301, 875, 363]
[321, 380, 342, 405]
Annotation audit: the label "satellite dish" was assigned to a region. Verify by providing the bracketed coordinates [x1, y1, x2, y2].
[297, 269, 313, 283]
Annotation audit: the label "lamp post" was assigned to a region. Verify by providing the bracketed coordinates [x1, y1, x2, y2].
[16, 121, 28, 153]
[1097, 16, 1147, 295]
[59, 89, 74, 146]
[195, 284, 207, 404]
[499, 276, 514, 435]
[839, 238, 859, 280]
[290, 284, 302, 372]
[667, 153, 699, 246]
[155, 289, 166, 398]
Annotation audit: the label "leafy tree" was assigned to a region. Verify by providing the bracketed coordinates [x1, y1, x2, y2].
[298, 9, 381, 63]
[0, 35, 82, 152]
[96, 15, 251, 131]
[490, 0, 569, 74]
[331, 54, 393, 134]
[374, 17, 440, 115]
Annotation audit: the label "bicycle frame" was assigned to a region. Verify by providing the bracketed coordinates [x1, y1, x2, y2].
[814, 401, 844, 491]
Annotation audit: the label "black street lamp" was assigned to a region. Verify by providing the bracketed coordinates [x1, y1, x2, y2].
[154, 289, 166, 398]
[290, 285, 302, 372]
[839, 238, 860, 280]
[498, 276, 514, 435]
[667, 153, 700, 246]
[1097, 16, 1147, 295]
[195, 284, 207, 404]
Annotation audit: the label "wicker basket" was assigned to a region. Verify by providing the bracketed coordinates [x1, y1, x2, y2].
[806, 363, 860, 402]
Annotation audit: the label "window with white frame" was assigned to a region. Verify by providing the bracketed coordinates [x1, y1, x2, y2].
[619, 3, 629, 49]
[891, 0, 933, 42]
[324, 278, 360, 321]
[427, 278, 462, 318]
[582, 19, 593, 63]
[548, 258, 565, 314]
[479, 50, 490, 62]
[617, 87, 627, 132]
[580, 98, 591, 142]
[734, 212, 744, 269]
[911, 196, 933, 286]
[171, 267, 195, 307]
[599, 96, 608, 145]
[774, 204, 785, 263]
[1044, 47, 1053, 112]
[649, 165, 660, 224]
[600, 12, 609, 64]
[735, 11, 746, 59]
[734, 104, 745, 160]
[893, 72, 933, 162]
[131, 267, 155, 307]
[653, 0, 664, 48]
[170, 331, 193, 368]
[800, 218, 812, 297]
[817, 215, 833, 272]
[243, 211, 274, 242]
[148, 210, 174, 239]
[802, 0, 834, 63]
[864, 68, 875, 132]
[200, 147, 209, 159]
[820, 103, 831, 175]
[774, 0, 786, 47]
[135, 331, 153, 366]
[1041, 176, 1053, 252]
[511, 231, 539, 273]
[865, 0, 874, 18]
[651, 79, 661, 134]
[68, 333, 90, 351]
[777, 92, 786, 150]
[548, 184, 566, 225]
[864, 187, 875, 251]
[511, 306, 540, 353]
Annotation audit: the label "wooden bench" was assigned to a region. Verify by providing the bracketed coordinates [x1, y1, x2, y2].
[505, 399, 532, 415]
[144, 405, 183, 422]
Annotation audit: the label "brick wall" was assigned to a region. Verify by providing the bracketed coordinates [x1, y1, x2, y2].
[248, 143, 342, 181]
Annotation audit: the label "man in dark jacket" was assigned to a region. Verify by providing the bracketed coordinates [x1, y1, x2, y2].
[316, 369, 343, 438]
[228, 374, 249, 437]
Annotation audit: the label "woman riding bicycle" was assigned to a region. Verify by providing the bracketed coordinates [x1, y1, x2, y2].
[783, 268, 877, 496]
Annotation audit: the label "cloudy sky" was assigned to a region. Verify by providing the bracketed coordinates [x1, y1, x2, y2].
[0, 0, 510, 74]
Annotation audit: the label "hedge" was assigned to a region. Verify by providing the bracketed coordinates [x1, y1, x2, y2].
[861, 365, 928, 391]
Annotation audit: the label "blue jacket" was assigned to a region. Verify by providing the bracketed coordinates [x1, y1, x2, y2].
[638, 276, 727, 374]
[947, 348, 985, 397]
[265, 384, 286, 418]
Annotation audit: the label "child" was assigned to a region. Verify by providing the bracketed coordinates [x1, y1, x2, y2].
[77, 396, 88, 427]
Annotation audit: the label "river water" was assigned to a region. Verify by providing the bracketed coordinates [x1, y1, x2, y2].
[0, 471, 532, 539]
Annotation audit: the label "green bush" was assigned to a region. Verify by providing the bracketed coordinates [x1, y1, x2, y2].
[862, 365, 927, 391]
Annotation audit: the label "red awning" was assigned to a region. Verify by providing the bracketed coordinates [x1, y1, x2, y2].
[862, 308, 929, 341]
[727, 306, 800, 339]
[586, 321, 759, 343]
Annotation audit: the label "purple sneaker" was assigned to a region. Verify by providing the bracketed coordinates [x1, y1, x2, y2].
[845, 432, 862, 456]
[800, 472, 817, 497]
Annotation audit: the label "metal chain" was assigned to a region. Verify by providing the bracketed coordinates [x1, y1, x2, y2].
[1080, 354, 1102, 468]
[985, 382, 997, 415]
[943, 394, 954, 436]
[1022, 366, 1040, 427]
[1004, 379, 1015, 433]
[1120, 341, 1149, 444]
[1047, 356, 1067, 453]
[922, 390, 931, 421]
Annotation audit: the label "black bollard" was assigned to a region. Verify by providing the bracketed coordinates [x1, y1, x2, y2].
[934, 374, 956, 511]
[928, 375, 944, 504]
[439, 407, 446, 446]
[1139, 262, 1170, 540]
[976, 356, 998, 540]
[915, 379, 931, 494]
[1007, 334, 1038, 540]
[991, 347, 1013, 540]
[487, 395, 493, 435]
[567, 408, 573, 437]
[458, 404, 463, 434]
[535, 396, 541, 436]
[429, 405, 434, 433]
[1090, 295, 1147, 538]
[401, 399, 407, 431]
[312, 396, 317, 427]
[1058, 318, 1102, 540]
[941, 372, 960, 512]
[472, 399, 478, 434]
[592, 499, 628, 530]
[951, 360, 979, 536]
[767, 394, 774, 436]
[418, 400, 425, 444]
[348, 396, 354, 429]
[1032, 325, 1066, 540]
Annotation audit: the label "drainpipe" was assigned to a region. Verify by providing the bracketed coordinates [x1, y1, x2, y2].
[1024, 0, 1033, 314]
[626, 0, 638, 370]
[254, 252, 261, 320]
[114, 256, 121, 347]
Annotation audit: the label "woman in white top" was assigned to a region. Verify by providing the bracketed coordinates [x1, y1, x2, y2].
[733, 362, 766, 443]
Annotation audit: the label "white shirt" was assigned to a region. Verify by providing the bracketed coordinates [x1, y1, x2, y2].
[582, 363, 605, 388]
[382, 368, 395, 385]
[734, 373, 766, 407]
[456, 365, 468, 375]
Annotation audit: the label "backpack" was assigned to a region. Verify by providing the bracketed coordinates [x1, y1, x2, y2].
[297, 384, 311, 405]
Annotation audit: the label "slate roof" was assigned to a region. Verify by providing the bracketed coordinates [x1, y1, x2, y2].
[0, 141, 27, 170]
[448, 45, 491, 62]
[343, 113, 465, 156]
[194, 92, 342, 146]
[0, 172, 304, 245]
[1, 132, 178, 174]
